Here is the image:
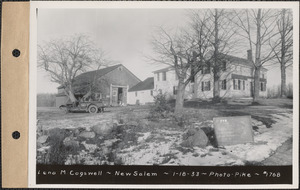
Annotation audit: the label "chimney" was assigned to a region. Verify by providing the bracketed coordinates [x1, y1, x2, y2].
[247, 50, 252, 62]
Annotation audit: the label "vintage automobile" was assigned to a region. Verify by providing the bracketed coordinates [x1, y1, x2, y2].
[59, 99, 109, 113]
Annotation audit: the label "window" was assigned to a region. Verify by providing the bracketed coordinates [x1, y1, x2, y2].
[162, 72, 167, 81]
[157, 73, 160, 81]
[262, 73, 265, 79]
[233, 79, 240, 90]
[233, 79, 245, 90]
[158, 89, 162, 94]
[190, 67, 195, 83]
[233, 79, 241, 90]
[260, 82, 266, 91]
[222, 61, 227, 71]
[150, 90, 153, 96]
[173, 86, 178, 95]
[221, 79, 226, 90]
[135, 92, 138, 97]
[201, 81, 211, 91]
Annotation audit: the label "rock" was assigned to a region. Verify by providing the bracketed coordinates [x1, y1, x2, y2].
[91, 123, 113, 135]
[187, 128, 198, 136]
[183, 128, 197, 140]
[181, 129, 208, 148]
[79, 131, 96, 139]
[113, 119, 120, 125]
[81, 141, 98, 152]
[63, 136, 79, 148]
[201, 121, 213, 128]
[37, 146, 51, 153]
[37, 135, 49, 144]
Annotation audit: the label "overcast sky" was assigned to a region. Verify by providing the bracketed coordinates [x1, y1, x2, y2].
[37, 8, 293, 94]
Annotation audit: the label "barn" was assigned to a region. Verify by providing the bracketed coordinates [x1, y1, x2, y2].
[55, 64, 141, 107]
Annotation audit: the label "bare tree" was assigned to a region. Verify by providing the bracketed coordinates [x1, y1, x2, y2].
[38, 34, 112, 103]
[270, 9, 293, 97]
[149, 19, 211, 114]
[233, 9, 279, 101]
[188, 9, 240, 101]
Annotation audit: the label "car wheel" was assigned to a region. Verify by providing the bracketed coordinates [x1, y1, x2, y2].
[59, 105, 69, 114]
[88, 105, 98, 114]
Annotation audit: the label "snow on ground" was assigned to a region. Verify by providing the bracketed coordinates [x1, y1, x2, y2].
[118, 112, 293, 166]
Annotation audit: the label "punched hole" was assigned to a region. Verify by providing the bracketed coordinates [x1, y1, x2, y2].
[12, 49, 21, 57]
[12, 131, 20, 139]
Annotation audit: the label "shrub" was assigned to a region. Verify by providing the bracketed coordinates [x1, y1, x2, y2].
[149, 93, 173, 119]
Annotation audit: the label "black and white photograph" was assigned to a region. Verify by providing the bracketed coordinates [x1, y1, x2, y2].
[31, 1, 299, 187]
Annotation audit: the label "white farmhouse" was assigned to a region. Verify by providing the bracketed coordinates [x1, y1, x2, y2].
[153, 51, 267, 99]
[128, 77, 155, 105]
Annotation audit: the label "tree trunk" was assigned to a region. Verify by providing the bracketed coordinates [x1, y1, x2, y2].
[280, 63, 286, 97]
[174, 80, 186, 115]
[212, 9, 220, 102]
[213, 72, 220, 102]
[280, 9, 287, 98]
[63, 85, 77, 104]
[253, 67, 261, 102]
[253, 9, 262, 102]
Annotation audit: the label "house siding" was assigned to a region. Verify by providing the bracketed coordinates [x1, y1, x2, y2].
[104, 65, 140, 88]
[154, 70, 193, 99]
[154, 62, 268, 100]
[128, 90, 154, 105]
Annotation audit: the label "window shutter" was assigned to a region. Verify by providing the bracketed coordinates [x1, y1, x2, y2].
[208, 81, 211, 91]
[201, 82, 204, 91]
[233, 79, 236, 90]
[224, 79, 226, 90]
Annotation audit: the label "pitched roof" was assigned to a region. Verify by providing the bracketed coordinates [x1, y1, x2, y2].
[75, 64, 123, 81]
[57, 64, 125, 89]
[221, 53, 268, 71]
[151, 52, 267, 73]
[128, 77, 154, 92]
[153, 66, 173, 73]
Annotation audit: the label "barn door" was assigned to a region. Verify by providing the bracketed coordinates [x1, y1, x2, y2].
[122, 87, 127, 105]
[111, 87, 118, 106]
